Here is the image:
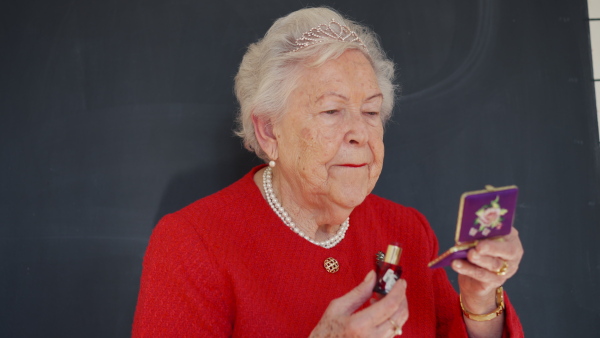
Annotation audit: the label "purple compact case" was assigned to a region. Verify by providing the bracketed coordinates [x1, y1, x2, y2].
[428, 185, 518, 269]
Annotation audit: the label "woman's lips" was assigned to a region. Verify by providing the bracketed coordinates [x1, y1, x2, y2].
[339, 163, 367, 168]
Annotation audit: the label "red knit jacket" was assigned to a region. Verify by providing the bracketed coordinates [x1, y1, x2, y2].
[133, 166, 523, 337]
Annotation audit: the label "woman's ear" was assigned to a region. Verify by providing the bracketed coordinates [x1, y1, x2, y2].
[252, 114, 278, 160]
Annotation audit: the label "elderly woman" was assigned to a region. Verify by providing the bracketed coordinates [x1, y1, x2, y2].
[133, 7, 524, 337]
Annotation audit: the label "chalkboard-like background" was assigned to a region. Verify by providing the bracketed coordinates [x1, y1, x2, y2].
[1, 0, 599, 336]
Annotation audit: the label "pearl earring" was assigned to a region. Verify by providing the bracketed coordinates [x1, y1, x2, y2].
[269, 160, 276, 168]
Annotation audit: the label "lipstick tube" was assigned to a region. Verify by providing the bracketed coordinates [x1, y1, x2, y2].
[372, 244, 403, 299]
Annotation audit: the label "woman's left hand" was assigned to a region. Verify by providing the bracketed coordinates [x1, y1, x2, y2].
[452, 227, 524, 314]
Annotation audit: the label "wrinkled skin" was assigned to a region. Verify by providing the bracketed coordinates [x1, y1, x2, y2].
[253, 50, 523, 337]
[253, 49, 384, 238]
[452, 227, 524, 337]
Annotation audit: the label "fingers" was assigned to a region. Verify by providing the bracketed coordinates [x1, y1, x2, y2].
[347, 277, 408, 338]
[466, 250, 513, 278]
[390, 295, 409, 330]
[373, 316, 405, 337]
[456, 227, 523, 279]
[329, 270, 377, 317]
[355, 278, 407, 327]
[452, 227, 525, 305]
[452, 258, 506, 288]
[313, 272, 408, 337]
[475, 227, 524, 263]
[370, 287, 409, 337]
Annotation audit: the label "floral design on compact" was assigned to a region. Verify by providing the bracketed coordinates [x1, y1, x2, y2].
[469, 196, 508, 237]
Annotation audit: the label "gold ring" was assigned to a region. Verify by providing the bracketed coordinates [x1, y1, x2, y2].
[389, 319, 402, 336]
[496, 260, 509, 276]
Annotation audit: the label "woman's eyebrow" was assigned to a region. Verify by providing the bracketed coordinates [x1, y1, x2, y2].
[364, 93, 383, 102]
[316, 91, 349, 102]
[316, 92, 383, 103]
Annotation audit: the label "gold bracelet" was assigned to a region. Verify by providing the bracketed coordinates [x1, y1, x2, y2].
[460, 286, 505, 321]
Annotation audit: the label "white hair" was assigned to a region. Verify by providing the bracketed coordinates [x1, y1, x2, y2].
[234, 7, 397, 161]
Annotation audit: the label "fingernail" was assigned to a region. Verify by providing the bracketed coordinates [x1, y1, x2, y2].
[472, 251, 480, 259]
[364, 270, 375, 283]
[454, 260, 462, 269]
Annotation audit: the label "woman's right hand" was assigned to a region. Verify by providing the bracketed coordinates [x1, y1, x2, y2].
[310, 270, 408, 337]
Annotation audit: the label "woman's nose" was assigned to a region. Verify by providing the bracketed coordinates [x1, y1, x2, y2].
[344, 112, 368, 145]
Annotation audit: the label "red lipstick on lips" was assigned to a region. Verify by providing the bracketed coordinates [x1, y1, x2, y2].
[340, 163, 367, 168]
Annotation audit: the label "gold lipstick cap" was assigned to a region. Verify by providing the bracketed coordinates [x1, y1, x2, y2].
[384, 244, 402, 265]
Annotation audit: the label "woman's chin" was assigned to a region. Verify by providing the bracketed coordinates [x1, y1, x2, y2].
[331, 189, 370, 211]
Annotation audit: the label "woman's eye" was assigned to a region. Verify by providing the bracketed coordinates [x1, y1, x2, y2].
[323, 110, 338, 115]
[365, 111, 380, 116]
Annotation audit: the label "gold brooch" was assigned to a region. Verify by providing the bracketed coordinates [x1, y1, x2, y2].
[324, 257, 340, 273]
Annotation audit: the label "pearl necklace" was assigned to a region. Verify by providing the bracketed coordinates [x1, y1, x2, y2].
[263, 167, 350, 249]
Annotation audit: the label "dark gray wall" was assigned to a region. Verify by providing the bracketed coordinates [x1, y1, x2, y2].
[1, 0, 599, 336]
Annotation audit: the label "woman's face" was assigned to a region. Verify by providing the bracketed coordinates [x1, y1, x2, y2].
[273, 49, 385, 216]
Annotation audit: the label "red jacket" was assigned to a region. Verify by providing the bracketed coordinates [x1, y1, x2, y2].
[133, 166, 523, 337]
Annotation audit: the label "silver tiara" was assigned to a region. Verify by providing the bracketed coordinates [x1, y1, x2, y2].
[289, 18, 369, 53]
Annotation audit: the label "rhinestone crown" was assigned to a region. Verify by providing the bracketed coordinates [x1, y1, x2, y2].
[289, 18, 369, 53]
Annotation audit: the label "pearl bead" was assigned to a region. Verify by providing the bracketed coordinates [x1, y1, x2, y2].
[263, 167, 349, 249]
